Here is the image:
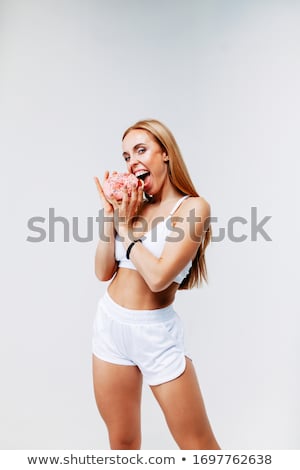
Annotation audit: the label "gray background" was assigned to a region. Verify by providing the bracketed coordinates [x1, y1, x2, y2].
[1, 0, 299, 449]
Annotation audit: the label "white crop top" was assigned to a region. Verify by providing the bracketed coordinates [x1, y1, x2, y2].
[115, 195, 193, 284]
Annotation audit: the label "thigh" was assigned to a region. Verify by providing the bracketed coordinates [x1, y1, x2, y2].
[93, 355, 143, 449]
[150, 358, 220, 450]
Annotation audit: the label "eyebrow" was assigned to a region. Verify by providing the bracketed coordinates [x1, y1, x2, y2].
[122, 143, 146, 157]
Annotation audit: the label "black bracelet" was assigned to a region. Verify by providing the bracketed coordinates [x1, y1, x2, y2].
[126, 239, 142, 260]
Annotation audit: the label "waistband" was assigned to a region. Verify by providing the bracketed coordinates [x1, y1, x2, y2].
[99, 289, 176, 324]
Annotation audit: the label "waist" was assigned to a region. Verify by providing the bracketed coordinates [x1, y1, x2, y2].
[100, 288, 176, 324]
[108, 269, 178, 310]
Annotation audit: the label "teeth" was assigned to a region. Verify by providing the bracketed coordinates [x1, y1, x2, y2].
[135, 170, 149, 179]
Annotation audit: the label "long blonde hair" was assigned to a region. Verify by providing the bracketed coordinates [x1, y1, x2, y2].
[122, 119, 212, 289]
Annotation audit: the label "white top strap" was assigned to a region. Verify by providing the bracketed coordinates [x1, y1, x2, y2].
[169, 195, 190, 215]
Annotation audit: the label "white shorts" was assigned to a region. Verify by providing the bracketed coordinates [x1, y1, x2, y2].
[92, 290, 192, 386]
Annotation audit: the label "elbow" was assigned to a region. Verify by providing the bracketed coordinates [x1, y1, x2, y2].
[95, 263, 117, 282]
[148, 283, 161, 293]
[148, 275, 172, 293]
[95, 271, 112, 282]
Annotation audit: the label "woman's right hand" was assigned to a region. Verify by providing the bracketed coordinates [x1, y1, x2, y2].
[94, 171, 114, 214]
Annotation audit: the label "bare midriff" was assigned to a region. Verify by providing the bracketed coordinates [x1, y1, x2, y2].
[108, 268, 179, 310]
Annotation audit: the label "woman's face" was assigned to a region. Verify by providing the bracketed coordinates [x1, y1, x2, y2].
[122, 129, 169, 195]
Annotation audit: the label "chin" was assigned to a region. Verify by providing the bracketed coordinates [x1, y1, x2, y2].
[145, 192, 153, 201]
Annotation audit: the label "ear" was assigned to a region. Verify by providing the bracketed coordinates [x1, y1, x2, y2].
[163, 152, 169, 162]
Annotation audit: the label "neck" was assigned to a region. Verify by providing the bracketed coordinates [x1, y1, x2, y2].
[148, 178, 183, 204]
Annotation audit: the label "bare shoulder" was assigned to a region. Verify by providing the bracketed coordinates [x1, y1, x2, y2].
[172, 195, 211, 240]
[181, 195, 211, 218]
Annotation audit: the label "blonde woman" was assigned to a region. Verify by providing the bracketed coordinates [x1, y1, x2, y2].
[93, 119, 220, 450]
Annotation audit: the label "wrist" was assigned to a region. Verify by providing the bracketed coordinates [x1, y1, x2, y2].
[117, 225, 133, 240]
[126, 239, 142, 260]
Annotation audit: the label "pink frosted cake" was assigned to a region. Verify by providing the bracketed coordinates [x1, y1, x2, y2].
[103, 172, 142, 201]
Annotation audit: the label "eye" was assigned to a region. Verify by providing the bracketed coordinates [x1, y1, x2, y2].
[123, 155, 130, 162]
[137, 147, 146, 154]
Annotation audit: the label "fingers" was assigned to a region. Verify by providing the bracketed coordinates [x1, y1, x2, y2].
[128, 182, 144, 216]
[94, 173, 144, 227]
[129, 183, 138, 209]
[94, 174, 114, 213]
[120, 184, 129, 212]
[137, 182, 144, 207]
[109, 196, 120, 211]
[94, 176, 104, 199]
[94, 170, 111, 197]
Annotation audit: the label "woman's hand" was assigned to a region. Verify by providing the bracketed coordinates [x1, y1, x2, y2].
[94, 171, 114, 215]
[94, 171, 144, 237]
[109, 181, 144, 238]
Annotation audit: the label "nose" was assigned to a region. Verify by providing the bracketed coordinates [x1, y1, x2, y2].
[127, 154, 139, 172]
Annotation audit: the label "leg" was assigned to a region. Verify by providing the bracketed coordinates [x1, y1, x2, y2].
[150, 358, 220, 449]
[93, 355, 143, 449]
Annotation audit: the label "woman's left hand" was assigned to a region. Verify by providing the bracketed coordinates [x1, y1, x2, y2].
[109, 181, 144, 237]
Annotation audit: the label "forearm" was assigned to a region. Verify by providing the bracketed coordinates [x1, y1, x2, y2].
[121, 233, 166, 292]
[95, 211, 117, 281]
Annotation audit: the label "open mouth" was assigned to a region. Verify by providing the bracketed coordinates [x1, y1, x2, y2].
[135, 171, 150, 181]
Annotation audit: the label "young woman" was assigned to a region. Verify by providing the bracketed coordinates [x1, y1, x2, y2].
[93, 119, 220, 450]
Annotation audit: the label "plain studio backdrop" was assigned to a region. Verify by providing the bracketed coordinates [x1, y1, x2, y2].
[0, 0, 299, 449]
